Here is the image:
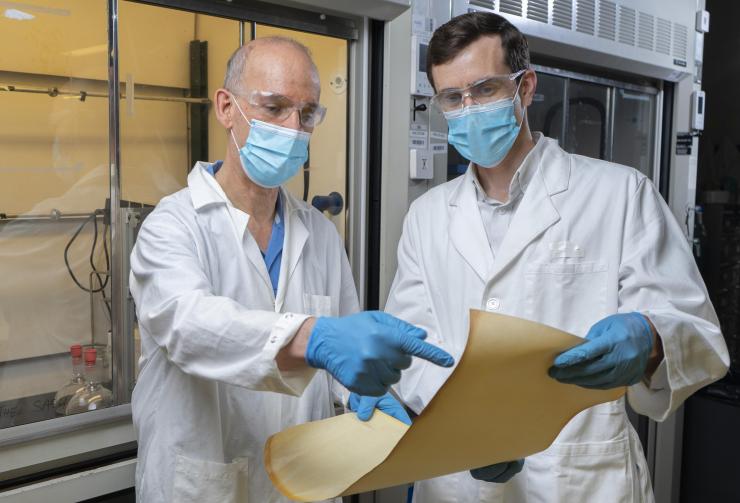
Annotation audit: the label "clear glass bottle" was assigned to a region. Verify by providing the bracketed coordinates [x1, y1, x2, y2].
[53, 344, 86, 416]
[65, 348, 113, 415]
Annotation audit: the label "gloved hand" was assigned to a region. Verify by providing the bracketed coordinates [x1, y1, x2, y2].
[306, 311, 454, 396]
[470, 460, 525, 483]
[348, 392, 412, 425]
[548, 312, 654, 389]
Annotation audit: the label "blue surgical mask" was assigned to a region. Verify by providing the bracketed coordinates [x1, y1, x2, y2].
[230, 97, 311, 188]
[444, 85, 524, 168]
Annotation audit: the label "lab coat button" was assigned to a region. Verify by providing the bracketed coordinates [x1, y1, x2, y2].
[270, 336, 277, 343]
[485, 298, 501, 311]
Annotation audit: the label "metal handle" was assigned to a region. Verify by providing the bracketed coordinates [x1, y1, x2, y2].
[311, 192, 344, 216]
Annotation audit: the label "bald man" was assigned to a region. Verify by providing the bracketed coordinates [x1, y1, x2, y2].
[129, 38, 453, 502]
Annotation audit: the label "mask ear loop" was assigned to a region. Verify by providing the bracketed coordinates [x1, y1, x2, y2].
[228, 92, 255, 152]
[229, 92, 252, 124]
[229, 128, 242, 151]
[513, 72, 528, 129]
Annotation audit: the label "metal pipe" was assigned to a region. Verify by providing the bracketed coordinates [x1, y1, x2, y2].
[0, 404, 132, 448]
[347, 18, 369, 307]
[0, 83, 211, 104]
[133, 94, 210, 104]
[0, 212, 103, 222]
[607, 86, 615, 161]
[108, 0, 130, 406]
[652, 89, 664, 185]
[562, 77, 569, 148]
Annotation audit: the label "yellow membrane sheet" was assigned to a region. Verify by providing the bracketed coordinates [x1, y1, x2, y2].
[265, 311, 624, 501]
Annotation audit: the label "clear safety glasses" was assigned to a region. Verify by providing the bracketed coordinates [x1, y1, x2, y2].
[235, 89, 327, 128]
[430, 69, 527, 113]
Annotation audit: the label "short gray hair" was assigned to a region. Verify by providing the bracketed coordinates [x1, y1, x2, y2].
[223, 36, 319, 94]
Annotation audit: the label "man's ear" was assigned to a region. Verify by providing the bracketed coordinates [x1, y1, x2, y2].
[214, 88, 235, 129]
[520, 70, 538, 108]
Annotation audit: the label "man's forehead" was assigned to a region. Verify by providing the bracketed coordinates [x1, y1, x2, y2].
[241, 48, 319, 101]
[456, 36, 507, 67]
[434, 36, 511, 90]
[243, 73, 319, 102]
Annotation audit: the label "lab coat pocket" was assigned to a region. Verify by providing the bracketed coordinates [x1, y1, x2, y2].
[172, 454, 248, 503]
[527, 437, 633, 503]
[303, 293, 333, 317]
[524, 261, 608, 336]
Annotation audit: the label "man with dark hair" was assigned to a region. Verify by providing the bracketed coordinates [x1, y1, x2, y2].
[357, 11, 728, 503]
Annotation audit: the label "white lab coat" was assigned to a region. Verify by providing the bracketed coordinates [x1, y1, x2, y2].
[129, 162, 359, 503]
[387, 135, 729, 503]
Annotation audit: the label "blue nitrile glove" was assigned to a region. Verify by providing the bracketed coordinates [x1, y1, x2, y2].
[306, 311, 455, 397]
[348, 392, 412, 425]
[548, 312, 654, 389]
[470, 460, 525, 483]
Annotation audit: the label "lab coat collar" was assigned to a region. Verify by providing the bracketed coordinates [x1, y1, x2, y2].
[448, 169, 496, 282]
[487, 135, 571, 280]
[188, 161, 313, 216]
[187, 161, 310, 311]
[447, 134, 570, 282]
[189, 161, 228, 210]
[275, 189, 310, 312]
[535, 134, 571, 196]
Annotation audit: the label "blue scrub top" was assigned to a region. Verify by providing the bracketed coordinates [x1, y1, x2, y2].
[206, 161, 284, 296]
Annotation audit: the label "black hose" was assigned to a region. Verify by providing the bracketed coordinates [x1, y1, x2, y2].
[64, 212, 108, 294]
[89, 215, 111, 319]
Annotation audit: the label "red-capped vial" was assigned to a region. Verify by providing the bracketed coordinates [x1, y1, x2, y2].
[70, 344, 82, 357]
[84, 348, 97, 366]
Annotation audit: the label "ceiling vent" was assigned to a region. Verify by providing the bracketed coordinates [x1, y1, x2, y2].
[500, 0, 523, 16]
[597, 0, 617, 41]
[553, 0, 573, 29]
[460, 0, 692, 78]
[576, 0, 596, 35]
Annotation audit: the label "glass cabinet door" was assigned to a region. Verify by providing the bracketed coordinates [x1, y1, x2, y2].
[612, 88, 657, 178]
[118, 1, 243, 383]
[0, 0, 357, 441]
[119, 1, 241, 208]
[0, 0, 112, 427]
[528, 72, 566, 146]
[564, 79, 609, 160]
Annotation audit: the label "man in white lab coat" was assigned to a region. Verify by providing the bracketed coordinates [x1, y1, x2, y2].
[379, 12, 729, 503]
[129, 37, 453, 503]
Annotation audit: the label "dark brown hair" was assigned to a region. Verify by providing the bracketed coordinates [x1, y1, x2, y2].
[426, 11, 530, 90]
